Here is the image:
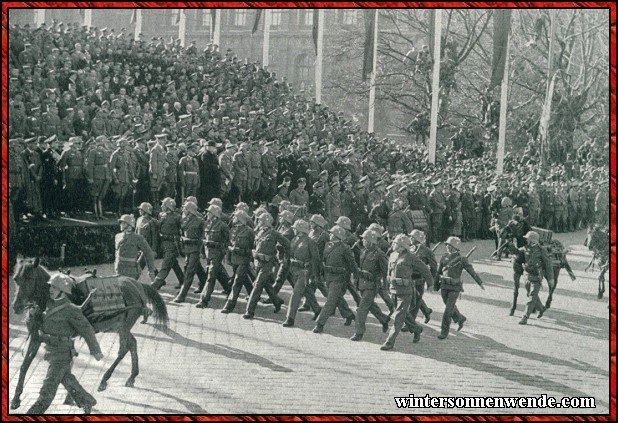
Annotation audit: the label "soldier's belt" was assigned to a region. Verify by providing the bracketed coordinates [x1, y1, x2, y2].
[290, 259, 310, 269]
[253, 251, 274, 262]
[38, 331, 72, 344]
[118, 256, 138, 263]
[160, 234, 179, 241]
[184, 171, 198, 175]
[389, 277, 412, 287]
[181, 237, 201, 244]
[205, 240, 224, 248]
[229, 246, 250, 254]
[324, 265, 347, 274]
[439, 276, 461, 285]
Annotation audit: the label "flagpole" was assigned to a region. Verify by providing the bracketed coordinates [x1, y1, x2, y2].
[213, 9, 221, 48]
[315, 9, 324, 104]
[496, 35, 510, 174]
[34, 9, 46, 27]
[428, 9, 442, 164]
[134, 10, 142, 41]
[541, 14, 556, 166]
[84, 9, 92, 28]
[178, 10, 186, 47]
[367, 10, 379, 133]
[262, 10, 271, 67]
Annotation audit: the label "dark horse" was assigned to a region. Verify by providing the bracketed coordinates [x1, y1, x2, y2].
[10, 258, 169, 410]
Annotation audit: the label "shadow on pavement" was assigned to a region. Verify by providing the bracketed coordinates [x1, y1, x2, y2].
[141, 324, 293, 373]
[130, 386, 208, 414]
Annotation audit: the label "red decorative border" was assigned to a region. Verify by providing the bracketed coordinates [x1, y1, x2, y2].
[1, 1, 615, 421]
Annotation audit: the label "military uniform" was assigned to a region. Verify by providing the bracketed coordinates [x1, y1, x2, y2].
[178, 153, 200, 201]
[175, 213, 207, 302]
[152, 210, 184, 289]
[222, 223, 254, 312]
[272, 223, 295, 295]
[149, 143, 167, 208]
[382, 250, 432, 349]
[429, 188, 447, 242]
[232, 151, 248, 202]
[247, 147, 262, 203]
[245, 227, 287, 317]
[260, 149, 278, 202]
[355, 244, 390, 338]
[115, 231, 156, 280]
[387, 208, 414, 240]
[110, 147, 134, 214]
[435, 250, 484, 337]
[512, 243, 554, 322]
[163, 149, 179, 200]
[27, 297, 100, 414]
[314, 240, 357, 330]
[136, 214, 159, 270]
[21, 146, 43, 215]
[86, 145, 111, 201]
[285, 233, 321, 323]
[198, 216, 231, 306]
[409, 243, 437, 322]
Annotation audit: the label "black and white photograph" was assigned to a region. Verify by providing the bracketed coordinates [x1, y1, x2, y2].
[4, 4, 613, 416]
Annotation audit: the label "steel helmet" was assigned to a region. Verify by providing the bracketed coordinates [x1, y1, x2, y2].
[445, 236, 461, 250]
[329, 225, 347, 241]
[410, 229, 426, 244]
[234, 209, 251, 224]
[235, 202, 249, 212]
[392, 234, 411, 251]
[279, 200, 291, 211]
[279, 210, 295, 224]
[254, 206, 268, 218]
[138, 202, 153, 214]
[183, 202, 199, 216]
[207, 204, 222, 218]
[48, 273, 74, 295]
[161, 197, 176, 210]
[257, 212, 274, 227]
[335, 216, 352, 231]
[185, 196, 198, 206]
[501, 196, 513, 208]
[309, 214, 328, 228]
[368, 223, 384, 234]
[209, 197, 223, 207]
[361, 229, 379, 244]
[524, 231, 540, 244]
[118, 214, 136, 228]
[292, 219, 310, 234]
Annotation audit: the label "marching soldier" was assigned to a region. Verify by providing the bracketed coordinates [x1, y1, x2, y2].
[545, 239, 577, 309]
[380, 234, 432, 351]
[312, 225, 357, 334]
[86, 136, 112, 219]
[512, 231, 554, 325]
[26, 274, 103, 414]
[435, 236, 485, 338]
[151, 198, 185, 290]
[409, 229, 435, 323]
[115, 214, 157, 282]
[244, 212, 286, 319]
[272, 209, 296, 296]
[282, 219, 321, 327]
[173, 202, 208, 303]
[196, 204, 231, 308]
[351, 229, 391, 342]
[136, 202, 159, 271]
[221, 210, 254, 314]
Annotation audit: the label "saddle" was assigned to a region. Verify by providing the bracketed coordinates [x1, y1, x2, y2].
[71, 272, 128, 328]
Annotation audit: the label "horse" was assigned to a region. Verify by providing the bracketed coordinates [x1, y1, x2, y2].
[10, 257, 169, 410]
[585, 226, 609, 299]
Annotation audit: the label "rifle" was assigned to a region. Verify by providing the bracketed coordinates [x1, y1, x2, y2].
[431, 242, 442, 253]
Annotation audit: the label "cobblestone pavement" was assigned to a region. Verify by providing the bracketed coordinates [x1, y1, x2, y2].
[7, 230, 610, 415]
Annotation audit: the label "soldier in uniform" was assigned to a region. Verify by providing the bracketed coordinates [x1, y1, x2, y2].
[282, 219, 322, 327]
[39, 135, 62, 219]
[151, 198, 185, 290]
[247, 142, 262, 205]
[26, 274, 103, 414]
[512, 231, 554, 325]
[115, 214, 157, 282]
[163, 143, 179, 201]
[244, 212, 287, 319]
[232, 144, 248, 203]
[149, 134, 168, 211]
[409, 229, 435, 323]
[289, 177, 309, 211]
[218, 143, 235, 208]
[109, 138, 134, 216]
[173, 202, 208, 303]
[9, 139, 28, 221]
[312, 226, 357, 334]
[387, 198, 414, 240]
[272, 209, 296, 296]
[260, 142, 278, 202]
[380, 234, 433, 351]
[178, 143, 201, 202]
[196, 204, 232, 308]
[428, 179, 447, 243]
[58, 137, 86, 216]
[351, 229, 391, 341]
[221, 210, 254, 314]
[308, 181, 327, 216]
[86, 136, 112, 219]
[435, 236, 485, 338]
[136, 202, 159, 271]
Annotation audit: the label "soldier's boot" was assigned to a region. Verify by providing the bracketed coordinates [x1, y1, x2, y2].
[437, 332, 448, 340]
[537, 305, 546, 318]
[519, 311, 530, 325]
[344, 314, 355, 326]
[312, 307, 321, 321]
[63, 394, 75, 405]
[242, 312, 254, 319]
[350, 333, 363, 341]
[457, 316, 466, 331]
[413, 326, 423, 343]
[382, 317, 390, 333]
[312, 324, 324, 333]
[273, 297, 284, 313]
[221, 299, 236, 313]
[173, 282, 191, 303]
[82, 399, 97, 415]
[282, 318, 294, 327]
[510, 292, 518, 316]
[380, 342, 394, 351]
[298, 302, 311, 312]
[194, 280, 206, 294]
[545, 296, 552, 310]
[151, 279, 166, 290]
[424, 308, 432, 324]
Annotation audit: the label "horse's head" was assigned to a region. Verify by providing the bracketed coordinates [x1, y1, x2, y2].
[12, 258, 51, 315]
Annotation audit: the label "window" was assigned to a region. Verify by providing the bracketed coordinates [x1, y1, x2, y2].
[342, 10, 358, 26]
[295, 53, 311, 84]
[299, 10, 313, 26]
[271, 10, 283, 27]
[170, 10, 179, 26]
[232, 10, 248, 26]
[201, 10, 212, 27]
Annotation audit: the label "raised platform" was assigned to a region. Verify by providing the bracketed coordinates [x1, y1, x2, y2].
[12, 215, 119, 267]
